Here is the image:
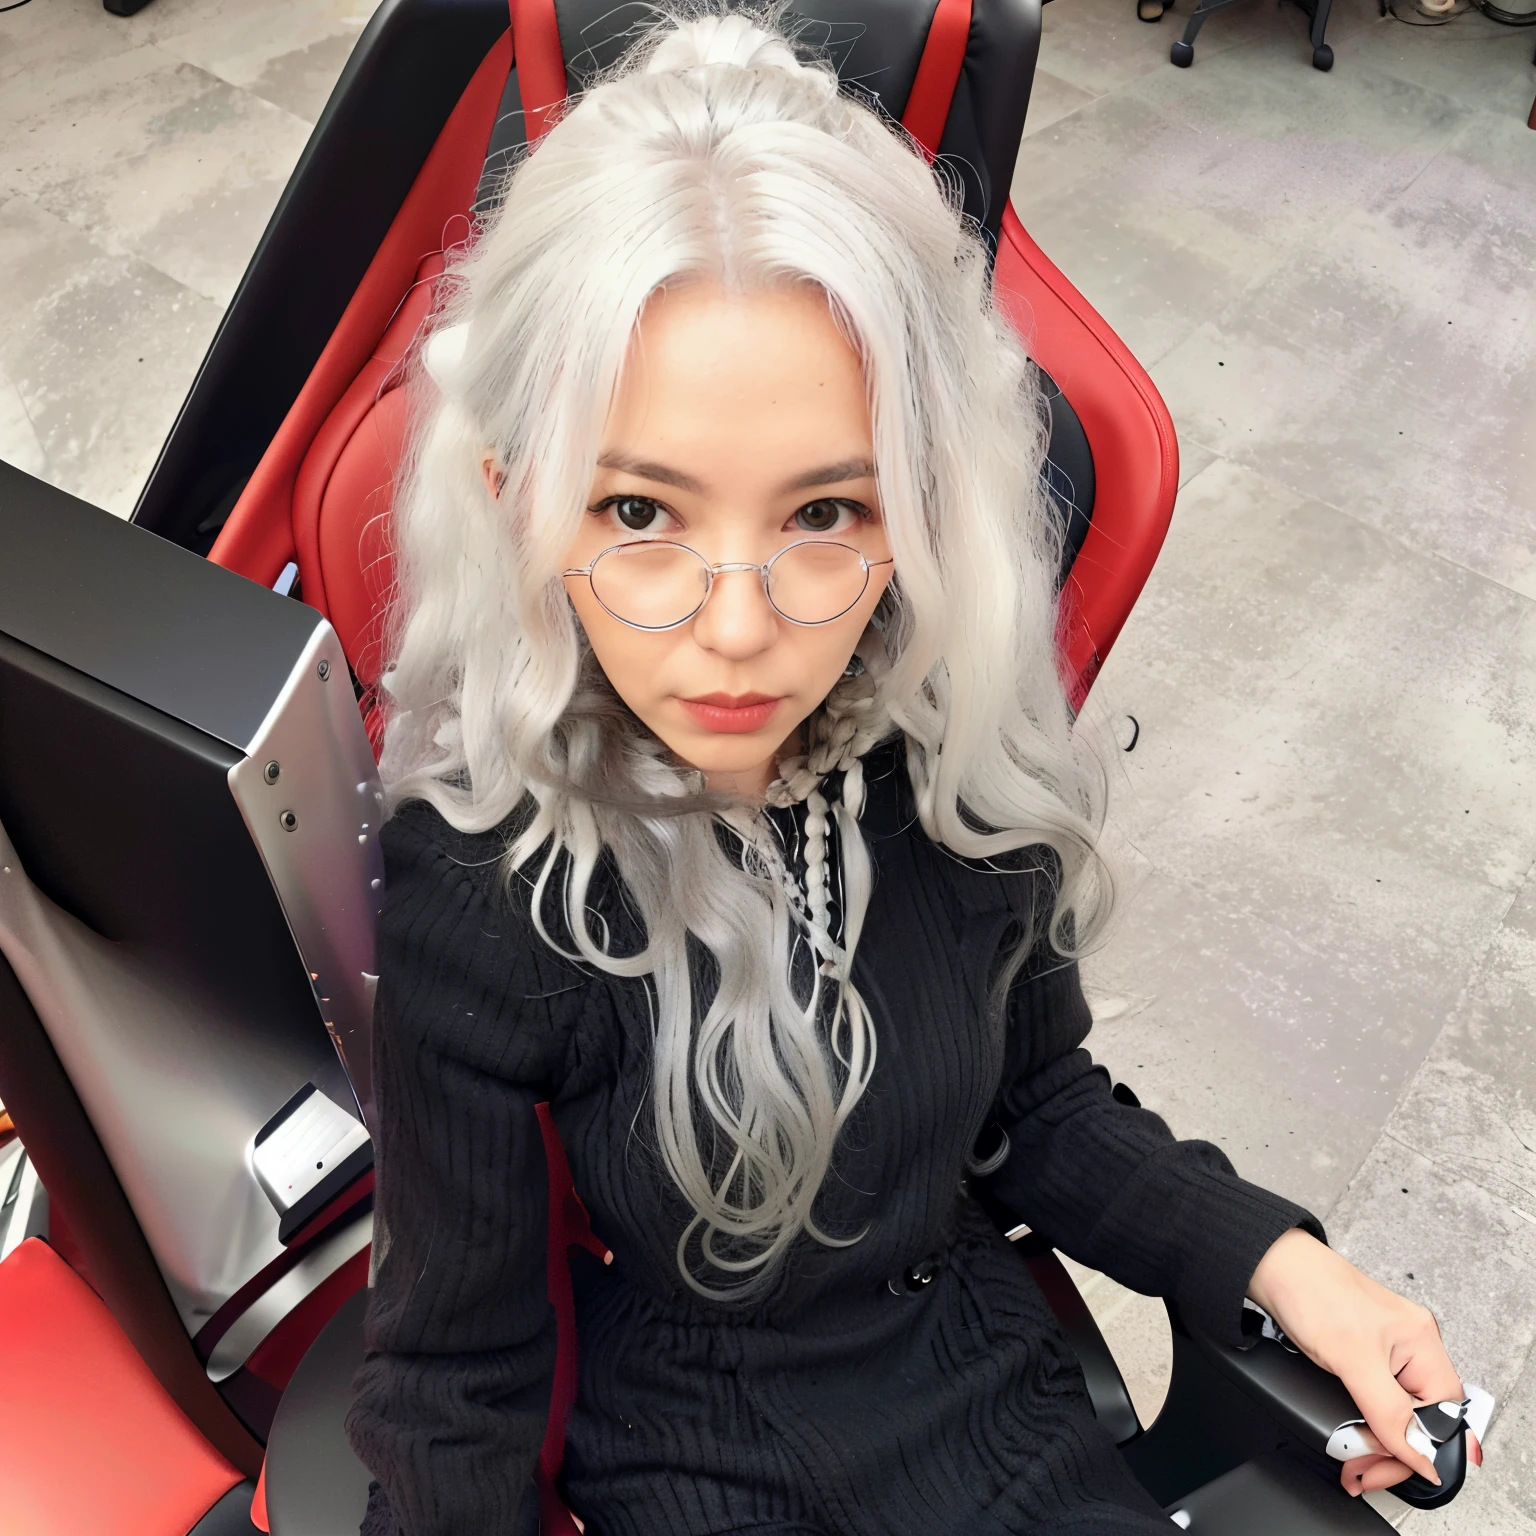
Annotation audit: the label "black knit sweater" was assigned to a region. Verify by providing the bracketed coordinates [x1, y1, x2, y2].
[346, 743, 1322, 1536]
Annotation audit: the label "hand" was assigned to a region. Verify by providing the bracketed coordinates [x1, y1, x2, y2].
[1247, 1228, 1464, 1497]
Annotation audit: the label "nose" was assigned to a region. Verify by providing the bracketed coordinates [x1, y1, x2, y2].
[689, 565, 780, 660]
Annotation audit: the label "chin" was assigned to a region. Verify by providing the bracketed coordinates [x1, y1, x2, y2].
[675, 732, 780, 771]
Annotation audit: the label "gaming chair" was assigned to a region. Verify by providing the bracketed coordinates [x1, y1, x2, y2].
[0, 0, 1475, 1532]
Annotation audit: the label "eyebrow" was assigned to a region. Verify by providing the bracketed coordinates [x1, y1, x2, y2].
[595, 450, 706, 494]
[595, 451, 876, 499]
[776, 458, 877, 494]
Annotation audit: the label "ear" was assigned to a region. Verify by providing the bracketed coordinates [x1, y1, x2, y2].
[481, 455, 506, 500]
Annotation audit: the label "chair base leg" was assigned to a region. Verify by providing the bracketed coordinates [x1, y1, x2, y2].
[1170, 1, 1214, 65]
[1307, 0, 1336, 70]
[1168, 0, 1258, 68]
[104, 0, 156, 14]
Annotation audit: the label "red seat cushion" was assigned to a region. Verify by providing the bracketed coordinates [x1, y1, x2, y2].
[0, 1238, 242, 1535]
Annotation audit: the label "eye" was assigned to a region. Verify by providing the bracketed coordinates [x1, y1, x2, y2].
[792, 498, 866, 535]
[591, 494, 675, 534]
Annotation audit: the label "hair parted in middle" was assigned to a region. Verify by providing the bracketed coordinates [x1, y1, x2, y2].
[377, 7, 1114, 1294]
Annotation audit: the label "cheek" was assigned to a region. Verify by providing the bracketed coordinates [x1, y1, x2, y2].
[568, 586, 670, 704]
[786, 602, 880, 693]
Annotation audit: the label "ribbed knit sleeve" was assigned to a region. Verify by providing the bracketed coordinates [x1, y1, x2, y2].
[981, 943, 1325, 1350]
[344, 802, 559, 1536]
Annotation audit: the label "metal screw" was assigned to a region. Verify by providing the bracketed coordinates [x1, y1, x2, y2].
[317, 659, 331, 681]
[263, 760, 281, 784]
[280, 810, 298, 831]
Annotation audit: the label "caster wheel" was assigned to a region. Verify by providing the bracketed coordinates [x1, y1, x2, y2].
[1312, 43, 1334, 69]
[1171, 40, 1194, 66]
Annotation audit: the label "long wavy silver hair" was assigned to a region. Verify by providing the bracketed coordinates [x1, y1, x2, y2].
[379, 9, 1114, 1292]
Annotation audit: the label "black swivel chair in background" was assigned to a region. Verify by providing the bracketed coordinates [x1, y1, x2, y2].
[1167, 0, 1339, 71]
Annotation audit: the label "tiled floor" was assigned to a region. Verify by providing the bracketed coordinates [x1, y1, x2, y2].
[3, 0, 1535, 1527]
[1016, 0, 1536, 1526]
[0, 0, 378, 514]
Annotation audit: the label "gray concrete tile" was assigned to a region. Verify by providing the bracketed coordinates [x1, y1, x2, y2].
[1080, 459, 1536, 1211]
[0, 45, 190, 189]
[145, 0, 381, 124]
[1343, 8, 1536, 124]
[0, 44, 270, 184]
[1012, 38, 1473, 367]
[1319, 880, 1536, 1532]
[0, 42, 312, 307]
[1035, 0, 1178, 98]
[0, 193, 222, 516]
[1327, 1131, 1536, 1411]
[1019, 24, 1472, 216]
[0, 365, 48, 482]
[0, 0, 127, 94]
[1148, 109, 1536, 597]
[1096, 458, 1536, 910]
[1023, 68, 1102, 139]
[1011, 164, 1296, 367]
[33, 98, 313, 307]
[1138, 42, 1473, 216]
[1178, 440, 1221, 487]
[1477, 1348, 1536, 1524]
[1388, 879, 1536, 1224]
[1012, 82, 1180, 215]
[1081, 866, 1441, 1216]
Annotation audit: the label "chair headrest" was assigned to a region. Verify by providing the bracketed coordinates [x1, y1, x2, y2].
[501, 0, 1041, 241]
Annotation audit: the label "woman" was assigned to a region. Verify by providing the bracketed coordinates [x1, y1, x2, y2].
[346, 14, 1463, 1534]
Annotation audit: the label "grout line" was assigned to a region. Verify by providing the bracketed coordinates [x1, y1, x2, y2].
[1168, 446, 1536, 618]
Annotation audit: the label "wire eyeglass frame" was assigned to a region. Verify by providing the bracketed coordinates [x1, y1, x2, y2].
[562, 538, 894, 631]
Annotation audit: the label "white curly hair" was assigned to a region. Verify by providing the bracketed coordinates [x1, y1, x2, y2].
[378, 8, 1113, 1293]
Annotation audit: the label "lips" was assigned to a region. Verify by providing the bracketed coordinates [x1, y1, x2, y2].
[679, 692, 785, 734]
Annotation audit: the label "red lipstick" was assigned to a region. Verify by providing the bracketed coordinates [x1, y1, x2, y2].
[679, 692, 784, 733]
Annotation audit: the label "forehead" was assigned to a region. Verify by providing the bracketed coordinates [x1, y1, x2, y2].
[603, 281, 873, 473]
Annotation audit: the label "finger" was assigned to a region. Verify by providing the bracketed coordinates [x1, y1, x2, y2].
[1357, 1458, 1416, 1495]
[1339, 1452, 1395, 1497]
[1391, 1314, 1463, 1408]
[1344, 1371, 1442, 1486]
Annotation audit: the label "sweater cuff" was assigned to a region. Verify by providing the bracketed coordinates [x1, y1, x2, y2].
[1175, 1169, 1326, 1350]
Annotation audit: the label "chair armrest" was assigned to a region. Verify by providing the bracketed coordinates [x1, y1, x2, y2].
[1011, 1233, 1142, 1446]
[1179, 1307, 1470, 1512]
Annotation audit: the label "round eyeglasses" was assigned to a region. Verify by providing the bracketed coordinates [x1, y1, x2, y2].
[562, 539, 894, 631]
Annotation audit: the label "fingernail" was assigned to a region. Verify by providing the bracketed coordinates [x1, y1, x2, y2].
[1406, 1423, 1437, 1461]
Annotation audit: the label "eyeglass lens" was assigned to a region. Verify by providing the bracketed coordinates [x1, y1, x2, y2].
[589, 542, 871, 628]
